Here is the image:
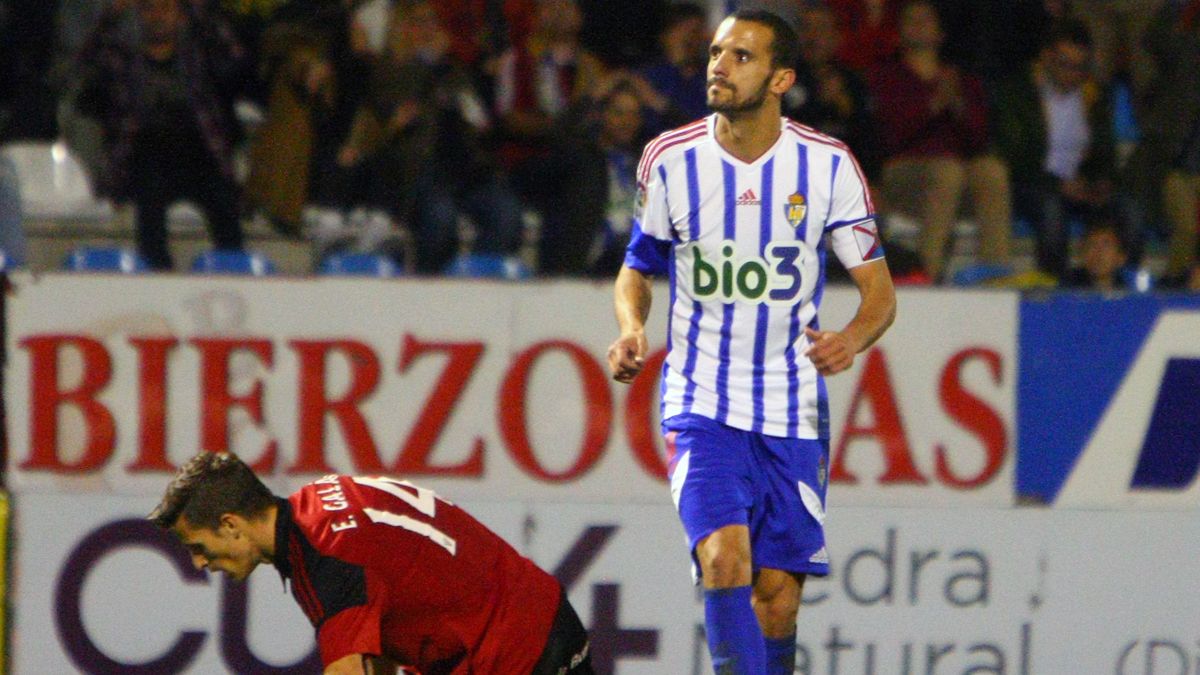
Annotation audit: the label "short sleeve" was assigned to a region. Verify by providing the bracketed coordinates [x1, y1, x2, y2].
[624, 161, 673, 275]
[316, 572, 386, 665]
[825, 150, 884, 269]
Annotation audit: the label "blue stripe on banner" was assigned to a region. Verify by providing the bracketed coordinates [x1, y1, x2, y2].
[752, 159, 774, 433]
[681, 148, 702, 411]
[715, 161, 737, 424]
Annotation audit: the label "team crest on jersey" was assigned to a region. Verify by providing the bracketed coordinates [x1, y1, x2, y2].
[784, 192, 807, 228]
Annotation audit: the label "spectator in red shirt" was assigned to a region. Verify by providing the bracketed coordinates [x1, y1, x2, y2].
[868, 0, 1012, 281]
[150, 452, 593, 675]
[828, 0, 901, 73]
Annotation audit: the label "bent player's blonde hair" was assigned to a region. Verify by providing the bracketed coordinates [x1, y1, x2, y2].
[148, 452, 275, 531]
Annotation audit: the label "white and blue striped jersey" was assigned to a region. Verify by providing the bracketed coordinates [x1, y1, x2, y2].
[625, 114, 883, 439]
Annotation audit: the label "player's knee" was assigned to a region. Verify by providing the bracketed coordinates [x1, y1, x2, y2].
[696, 536, 752, 587]
[752, 570, 803, 635]
[751, 590, 800, 636]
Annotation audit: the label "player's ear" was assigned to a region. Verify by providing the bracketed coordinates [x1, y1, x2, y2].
[218, 512, 242, 535]
[771, 67, 796, 94]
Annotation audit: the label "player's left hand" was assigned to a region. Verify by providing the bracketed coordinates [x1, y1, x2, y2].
[803, 327, 855, 375]
[608, 331, 648, 383]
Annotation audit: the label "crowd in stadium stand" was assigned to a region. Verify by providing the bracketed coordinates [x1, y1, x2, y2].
[0, 0, 1198, 289]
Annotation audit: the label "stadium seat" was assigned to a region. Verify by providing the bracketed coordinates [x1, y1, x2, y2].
[0, 141, 113, 220]
[1119, 266, 1154, 293]
[62, 246, 149, 273]
[951, 262, 1012, 287]
[318, 252, 403, 277]
[190, 250, 276, 276]
[443, 253, 532, 280]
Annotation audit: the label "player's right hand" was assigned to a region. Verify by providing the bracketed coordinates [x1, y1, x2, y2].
[607, 331, 647, 383]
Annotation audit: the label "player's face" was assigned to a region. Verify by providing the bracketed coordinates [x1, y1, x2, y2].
[172, 515, 261, 581]
[603, 90, 643, 148]
[706, 18, 782, 116]
[1045, 42, 1091, 92]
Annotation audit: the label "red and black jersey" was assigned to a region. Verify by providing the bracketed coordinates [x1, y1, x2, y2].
[272, 475, 561, 673]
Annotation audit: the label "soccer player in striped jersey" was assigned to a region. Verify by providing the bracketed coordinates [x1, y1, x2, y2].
[607, 10, 896, 674]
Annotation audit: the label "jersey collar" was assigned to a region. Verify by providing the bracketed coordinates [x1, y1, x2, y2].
[271, 496, 294, 582]
[708, 114, 788, 169]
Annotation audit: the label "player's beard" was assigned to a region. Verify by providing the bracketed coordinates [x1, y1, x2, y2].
[707, 73, 772, 116]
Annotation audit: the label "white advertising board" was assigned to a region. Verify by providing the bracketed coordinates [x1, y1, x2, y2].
[12, 493, 1199, 674]
[5, 275, 1016, 507]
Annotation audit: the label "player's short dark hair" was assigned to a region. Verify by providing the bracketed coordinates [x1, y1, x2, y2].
[730, 9, 799, 69]
[1044, 19, 1093, 51]
[148, 452, 276, 531]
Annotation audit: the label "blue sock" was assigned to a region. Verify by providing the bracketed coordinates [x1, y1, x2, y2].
[703, 586, 765, 674]
[765, 633, 797, 674]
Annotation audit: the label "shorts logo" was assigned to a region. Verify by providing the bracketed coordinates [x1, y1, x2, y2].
[797, 481, 826, 525]
[784, 192, 807, 229]
[809, 546, 829, 564]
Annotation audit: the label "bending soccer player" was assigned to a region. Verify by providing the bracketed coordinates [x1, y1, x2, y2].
[150, 452, 593, 675]
[607, 10, 896, 674]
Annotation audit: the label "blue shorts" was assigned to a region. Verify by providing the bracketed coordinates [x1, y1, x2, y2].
[664, 413, 830, 579]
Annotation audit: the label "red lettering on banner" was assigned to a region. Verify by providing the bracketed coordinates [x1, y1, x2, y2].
[289, 340, 382, 474]
[625, 348, 668, 481]
[21, 335, 115, 472]
[191, 338, 277, 472]
[935, 348, 1007, 488]
[499, 341, 612, 481]
[830, 348, 925, 484]
[126, 337, 179, 472]
[393, 334, 486, 476]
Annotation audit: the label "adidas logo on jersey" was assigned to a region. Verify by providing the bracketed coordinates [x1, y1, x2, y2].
[736, 188, 760, 206]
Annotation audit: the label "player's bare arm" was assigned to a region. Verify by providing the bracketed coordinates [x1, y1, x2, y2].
[804, 258, 896, 375]
[609, 265, 653, 383]
[324, 653, 398, 675]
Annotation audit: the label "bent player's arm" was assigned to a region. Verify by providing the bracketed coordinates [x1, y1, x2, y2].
[615, 264, 653, 335]
[324, 653, 398, 675]
[842, 258, 896, 354]
[609, 265, 653, 382]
